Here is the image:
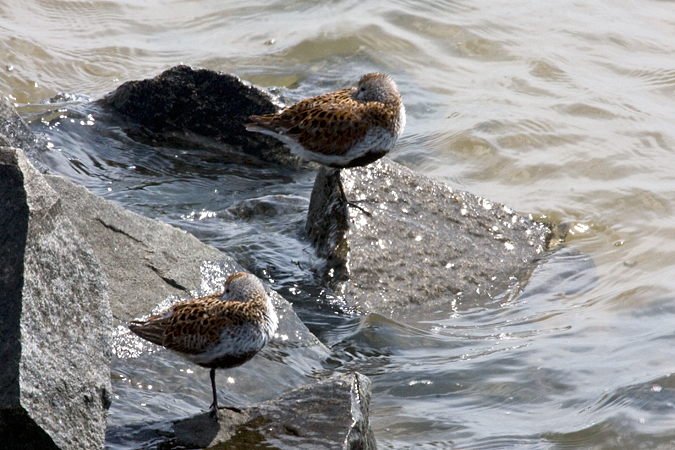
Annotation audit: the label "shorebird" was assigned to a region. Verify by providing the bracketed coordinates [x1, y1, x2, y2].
[246, 73, 405, 212]
[129, 272, 278, 419]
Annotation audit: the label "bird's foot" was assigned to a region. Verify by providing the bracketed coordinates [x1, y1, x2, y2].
[336, 172, 372, 217]
[347, 200, 372, 217]
[209, 401, 219, 420]
[222, 405, 242, 413]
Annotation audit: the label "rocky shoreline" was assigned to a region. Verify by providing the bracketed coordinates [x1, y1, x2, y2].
[0, 65, 559, 449]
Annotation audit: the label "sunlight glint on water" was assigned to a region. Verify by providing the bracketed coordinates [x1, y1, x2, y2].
[4, 0, 675, 448]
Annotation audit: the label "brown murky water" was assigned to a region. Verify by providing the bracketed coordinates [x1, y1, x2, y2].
[3, 0, 675, 448]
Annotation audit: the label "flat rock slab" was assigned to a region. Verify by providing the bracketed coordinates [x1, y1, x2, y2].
[0, 145, 112, 450]
[106, 372, 375, 450]
[306, 161, 553, 318]
[44, 174, 225, 322]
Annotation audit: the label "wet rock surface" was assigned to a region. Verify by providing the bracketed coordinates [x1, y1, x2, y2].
[98, 64, 298, 167]
[43, 167, 330, 374]
[0, 90, 371, 449]
[0, 145, 112, 450]
[1, 64, 566, 448]
[106, 372, 375, 450]
[306, 162, 554, 317]
[44, 173, 223, 322]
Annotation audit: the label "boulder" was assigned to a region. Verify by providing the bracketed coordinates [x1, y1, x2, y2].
[0, 144, 112, 450]
[105, 372, 375, 450]
[0, 90, 373, 449]
[95, 65, 559, 320]
[97, 64, 298, 167]
[43, 174, 227, 322]
[306, 162, 554, 318]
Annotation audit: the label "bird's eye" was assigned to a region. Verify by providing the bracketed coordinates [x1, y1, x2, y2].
[360, 86, 366, 92]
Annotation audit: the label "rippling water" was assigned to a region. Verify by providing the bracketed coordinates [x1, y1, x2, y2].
[4, 0, 675, 448]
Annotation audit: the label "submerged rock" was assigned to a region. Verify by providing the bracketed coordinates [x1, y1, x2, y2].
[306, 161, 554, 317]
[106, 372, 375, 450]
[0, 143, 112, 450]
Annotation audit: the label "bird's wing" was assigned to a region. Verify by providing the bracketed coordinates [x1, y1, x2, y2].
[129, 294, 253, 355]
[249, 88, 372, 156]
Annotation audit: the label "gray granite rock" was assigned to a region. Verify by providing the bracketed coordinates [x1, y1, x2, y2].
[0, 145, 112, 450]
[106, 372, 376, 450]
[43, 172, 330, 368]
[44, 174, 226, 322]
[0, 94, 50, 169]
[306, 161, 554, 318]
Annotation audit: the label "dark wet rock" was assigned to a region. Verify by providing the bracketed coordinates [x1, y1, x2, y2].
[306, 168, 351, 273]
[106, 372, 376, 450]
[0, 145, 112, 450]
[98, 64, 298, 166]
[306, 161, 554, 317]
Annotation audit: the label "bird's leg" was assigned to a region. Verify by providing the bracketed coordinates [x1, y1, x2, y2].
[209, 368, 242, 416]
[336, 171, 372, 217]
[209, 368, 219, 419]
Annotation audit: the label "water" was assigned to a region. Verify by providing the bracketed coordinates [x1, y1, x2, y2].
[4, 0, 675, 448]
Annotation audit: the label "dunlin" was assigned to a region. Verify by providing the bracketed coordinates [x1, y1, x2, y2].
[246, 73, 405, 210]
[129, 272, 278, 419]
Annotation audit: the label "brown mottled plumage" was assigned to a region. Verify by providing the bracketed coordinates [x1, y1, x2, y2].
[246, 73, 405, 215]
[246, 73, 405, 169]
[129, 272, 278, 418]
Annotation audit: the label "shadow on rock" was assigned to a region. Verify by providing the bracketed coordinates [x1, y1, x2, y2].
[106, 373, 375, 450]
